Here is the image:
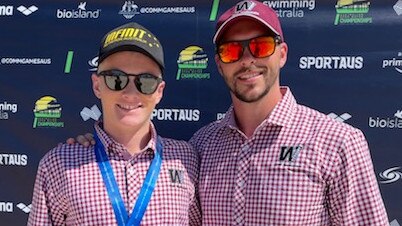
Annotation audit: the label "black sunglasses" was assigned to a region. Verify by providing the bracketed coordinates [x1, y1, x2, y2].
[97, 69, 162, 95]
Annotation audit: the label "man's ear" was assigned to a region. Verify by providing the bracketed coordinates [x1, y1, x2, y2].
[215, 54, 224, 76]
[279, 42, 288, 68]
[91, 73, 101, 99]
[155, 81, 165, 105]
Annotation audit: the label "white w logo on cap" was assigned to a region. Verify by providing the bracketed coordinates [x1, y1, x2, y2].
[235, 0, 256, 13]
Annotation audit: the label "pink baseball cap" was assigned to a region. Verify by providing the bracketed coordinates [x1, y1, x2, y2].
[213, 0, 284, 44]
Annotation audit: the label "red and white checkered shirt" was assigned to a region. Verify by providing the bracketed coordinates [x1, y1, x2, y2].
[190, 87, 388, 226]
[28, 122, 201, 226]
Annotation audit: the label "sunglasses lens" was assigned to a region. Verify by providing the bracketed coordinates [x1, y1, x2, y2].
[249, 36, 276, 58]
[135, 74, 160, 94]
[218, 42, 243, 63]
[103, 72, 129, 91]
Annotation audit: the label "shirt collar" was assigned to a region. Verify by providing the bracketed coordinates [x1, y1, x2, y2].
[94, 121, 158, 156]
[220, 86, 297, 130]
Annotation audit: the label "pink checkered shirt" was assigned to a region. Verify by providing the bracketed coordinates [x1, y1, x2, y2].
[189, 87, 388, 226]
[28, 122, 201, 226]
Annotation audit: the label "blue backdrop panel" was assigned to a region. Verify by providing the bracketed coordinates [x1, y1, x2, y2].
[0, 0, 401, 225]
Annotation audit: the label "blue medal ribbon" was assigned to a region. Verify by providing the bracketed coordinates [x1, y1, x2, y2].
[94, 132, 163, 226]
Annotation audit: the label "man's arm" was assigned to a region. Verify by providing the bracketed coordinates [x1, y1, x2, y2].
[327, 129, 389, 225]
[27, 162, 54, 226]
[27, 153, 67, 226]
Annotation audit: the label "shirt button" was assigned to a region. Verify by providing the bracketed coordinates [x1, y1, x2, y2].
[237, 178, 245, 188]
[128, 168, 135, 175]
[236, 217, 243, 224]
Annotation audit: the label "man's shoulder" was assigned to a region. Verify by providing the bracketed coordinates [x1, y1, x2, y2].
[191, 120, 223, 140]
[296, 104, 362, 137]
[39, 143, 94, 167]
[161, 137, 197, 155]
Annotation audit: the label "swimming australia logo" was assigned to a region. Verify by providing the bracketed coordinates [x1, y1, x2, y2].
[33, 96, 64, 128]
[0, 5, 13, 16]
[263, 0, 316, 18]
[56, 2, 101, 19]
[368, 110, 402, 129]
[334, 0, 372, 25]
[382, 52, 402, 74]
[379, 166, 402, 184]
[299, 56, 363, 70]
[0, 101, 18, 120]
[176, 46, 210, 80]
[279, 145, 302, 162]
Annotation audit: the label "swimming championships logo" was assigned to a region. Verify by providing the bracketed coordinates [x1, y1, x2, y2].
[176, 46, 210, 80]
[334, 0, 372, 25]
[33, 96, 64, 128]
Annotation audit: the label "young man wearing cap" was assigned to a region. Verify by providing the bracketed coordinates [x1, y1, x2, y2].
[189, 0, 389, 225]
[28, 22, 201, 226]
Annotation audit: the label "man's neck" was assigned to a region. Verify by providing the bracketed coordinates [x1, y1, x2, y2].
[232, 88, 283, 138]
[104, 122, 151, 155]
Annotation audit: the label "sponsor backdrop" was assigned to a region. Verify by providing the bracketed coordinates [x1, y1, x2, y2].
[0, 0, 401, 225]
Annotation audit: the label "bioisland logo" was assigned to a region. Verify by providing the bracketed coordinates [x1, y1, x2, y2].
[176, 46, 210, 80]
[56, 2, 101, 19]
[368, 110, 402, 129]
[264, 0, 316, 18]
[0, 101, 18, 120]
[334, 0, 372, 25]
[382, 52, 402, 74]
[33, 96, 64, 128]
